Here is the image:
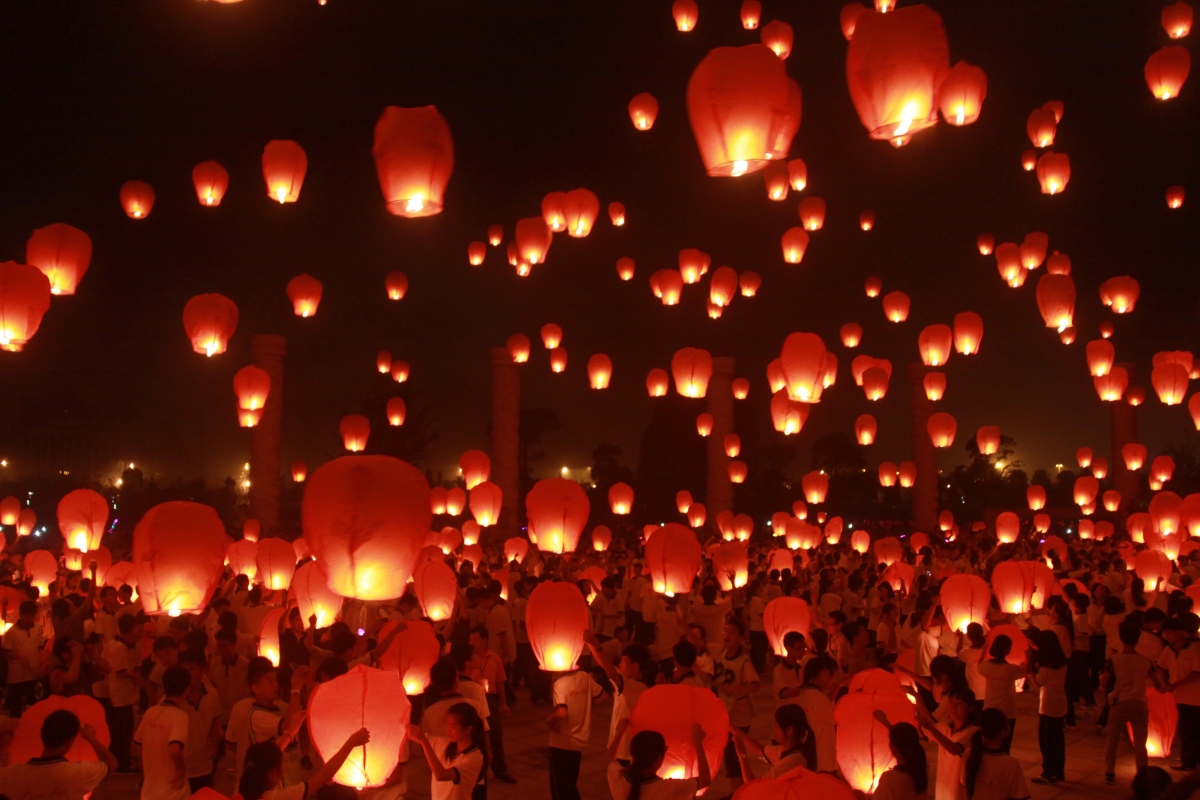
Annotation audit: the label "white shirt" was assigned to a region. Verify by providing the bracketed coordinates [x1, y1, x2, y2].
[1159, 642, 1200, 706]
[134, 702, 190, 800]
[550, 671, 603, 751]
[102, 639, 141, 707]
[793, 687, 837, 772]
[225, 698, 286, 787]
[607, 677, 647, 760]
[3, 624, 44, 683]
[873, 768, 923, 800]
[934, 721, 976, 800]
[965, 752, 1030, 800]
[607, 761, 699, 800]
[427, 735, 483, 800]
[0, 758, 109, 800]
[182, 679, 222, 777]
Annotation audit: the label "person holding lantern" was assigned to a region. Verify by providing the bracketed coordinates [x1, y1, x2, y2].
[239, 726, 371, 800]
[546, 654, 604, 800]
[716, 620, 760, 792]
[728, 703, 817, 779]
[409, 703, 489, 800]
[583, 628, 651, 763]
[607, 726, 711, 800]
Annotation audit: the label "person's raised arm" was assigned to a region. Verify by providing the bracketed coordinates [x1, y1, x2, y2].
[693, 724, 712, 791]
[912, 702, 966, 756]
[726, 723, 765, 758]
[406, 724, 459, 782]
[306, 728, 371, 791]
[81, 723, 118, 773]
[583, 630, 620, 687]
[367, 621, 406, 664]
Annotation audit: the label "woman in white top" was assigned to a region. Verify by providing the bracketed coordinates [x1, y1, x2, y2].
[409, 702, 487, 800]
[607, 725, 711, 800]
[894, 686, 977, 800]
[869, 719, 929, 800]
[728, 704, 816, 780]
[238, 726, 370, 800]
[963, 709, 1030, 800]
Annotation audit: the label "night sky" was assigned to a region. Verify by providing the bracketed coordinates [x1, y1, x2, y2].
[0, 0, 1196, 485]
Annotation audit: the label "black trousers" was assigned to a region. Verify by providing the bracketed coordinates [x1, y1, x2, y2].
[1001, 717, 1017, 754]
[724, 725, 750, 777]
[748, 631, 769, 674]
[1179, 704, 1200, 768]
[188, 773, 214, 792]
[107, 703, 135, 771]
[548, 747, 583, 800]
[486, 693, 508, 776]
[4, 681, 36, 718]
[1039, 714, 1066, 780]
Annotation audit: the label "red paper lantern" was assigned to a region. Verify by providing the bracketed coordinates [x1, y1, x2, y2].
[57, 489, 108, 554]
[939, 61, 987, 125]
[644, 523, 702, 597]
[834, 691, 918, 792]
[25, 223, 92, 297]
[760, 20, 793, 59]
[134, 502, 232, 616]
[182, 293, 238, 357]
[526, 478, 589, 554]
[763, 597, 811, 656]
[372, 106, 454, 217]
[308, 665, 410, 788]
[672, 348, 714, 398]
[339, 415, 370, 452]
[1036, 152, 1071, 195]
[262, 140, 307, 203]
[192, 160, 228, 207]
[1145, 46, 1191, 100]
[526, 580, 590, 671]
[992, 561, 1036, 614]
[119, 180, 155, 219]
[629, 685, 729, 782]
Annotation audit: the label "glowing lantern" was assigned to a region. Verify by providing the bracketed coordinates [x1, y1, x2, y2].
[687, 503, 707, 528]
[676, 491, 694, 513]
[1077, 447, 1093, 468]
[916, 324, 952, 366]
[1163, 2, 1194, 37]
[261, 140, 307, 204]
[995, 243, 1022, 283]
[255, 538, 297, 592]
[1123, 443, 1148, 471]
[845, 5, 949, 145]
[645, 368, 670, 397]
[606, 482, 634, 516]
[897, 462, 916, 488]
[685, 44, 801, 176]
[1027, 107, 1057, 147]
[1035, 274, 1075, 331]
[763, 597, 811, 656]
[560, 188, 599, 238]
[922, 371, 946, 401]
[994, 511, 1020, 545]
[377, 619, 440, 697]
[385, 271, 408, 300]
[709, 267, 739, 308]
[182, 293, 238, 357]
[860, 210, 875, 230]
[678, 249, 711, 284]
[118, 180, 155, 219]
[389, 361, 410, 384]
[855, 414, 878, 445]
[56, 489, 108, 554]
[973, 425, 1000, 456]
[798, 197, 826, 231]
[927, 412, 956, 448]
[1095, 366, 1129, 401]
[467, 481, 501, 527]
[712, 542, 749, 590]
[733, 514, 754, 542]
[21, 549, 54, 594]
[25, 223, 92, 297]
[1022, 485, 1046, 512]
[411, 559, 457, 621]
[1103, 490, 1122, 513]
[10, 695, 110, 768]
[672, 348, 713, 398]
[1087, 340, 1115, 376]
[1152, 455, 1177, 489]
[1036, 152, 1071, 194]
[1021, 150, 1037, 171]
[644, 523, 702, 597]
[242, 520, 261, 543]
[503, 537, 529, 564]
[1153, 363, 1190, 405]
[1074, 476, 1100, 507]
[761, 20, 793, 58]
[226, 540, 259, 582]
[939, 61, 987, 125]
[1139, 688, 1179, 761]
[371, 106, 454, 217]
[515, 217, 553, 265]
[290, 561, 343, 628]
[526, 478, 589, 554]
[1100, 276, 1140, 313]
[584, 354, 612, 390]
[191, 160, 228, 207]
[780, 332, 827, 403]
[846, 530, 869, 556]
[762, 161, 790, 201]
[1136, 550, 1172, 592]
[878, 462, 898, 487]
[610, 257, 635, 283]
[307, 665, 409, 790]
[882, 291, 910, 323]
[740, 0, 762, 28]
[727, 461, 748, 484]
[826, 517, 844, 544]
[1046, 252, 1071, 275]
[770, 390, 808, 435]
[1151, 492, 1183, 535]
[727, 378, 748, 402]
[292, 461, 307, 483]
[282, 273, 323, 318]
[781, 227, 810, 264]
[834, 691, 918, 793]
[1093, 457, 1109, 479]
[840, 323, 863, 348]
[527, 580, 589, 671]
[608, 202, 626, 226]
[861, 366, 889, 400]
[132, 502, 231, 616]
[785, 160, 808, 194]
[302, 455, 429, 600]
[841, 2, 868, 38]
[993, 560, 1036, 613]
[1167, 185, 1186, 209]
[802, 471, 829, 504]
[628, 685, 729, 786]
[1145, 46, 1191, 99]
[335, 415, 369, 452]
[673, 0, 698, 30]
[628, 93, 659, 130]
[591, 526, 612, 553]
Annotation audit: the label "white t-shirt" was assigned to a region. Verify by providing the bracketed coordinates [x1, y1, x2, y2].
[225, 698, 287, 787]
[1036, 666, 1067, 718]
[793, 687, 837, 772]
[965, 752, 1030, 800]
[550, 671, 603, 751]
[873, 768, 922, 800]
[427, 735, 484, 800]
[103, 638, 142, 707]
[607, 677, 647, 760]
[977, 661, 1024, 718]
[958, 647, 986, 699]
[607, 761, 699, 800]
[134, 702, 190, 800]
[182, 680, 223, 777]
[3, 624, 44, 683]
[0, 758, 109, 800]
[934, 721, 976, 800]
[1158, 642, 1200, 706]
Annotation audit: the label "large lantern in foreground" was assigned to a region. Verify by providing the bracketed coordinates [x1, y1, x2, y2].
[938, 60, 987, 125]
[308, 665, 410, 789]
[672, 347, 713, 398]
[1145, 45, 1191, 100]
[372, 106, 454, 217]
[834, 691, 918, 792]
[302, 455, 430, 600]
[686, 44, 801, 176]
[262, 140, 307, 204]
[763, 597, 811, 656]
[644, 523, 702, 597]
[192, 160, 229, 207]
[526, 478, 589, 554]
[629, 685, 729, 783]
[845, 5, 950, 145]
[26, 223, 93, 296]
[183, 293, 238, 356]
[526, 580, 590, 671]
[57, 489, 108, 554]
[133, 501, 231, 616]
[0, 262, 52, 352]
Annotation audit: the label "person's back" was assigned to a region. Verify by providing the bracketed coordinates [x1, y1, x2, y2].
[0, 709, 114, 800]
[134, 666, 191, 800]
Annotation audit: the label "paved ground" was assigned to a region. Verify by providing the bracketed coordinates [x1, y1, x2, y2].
[90, 677, 1157, 799]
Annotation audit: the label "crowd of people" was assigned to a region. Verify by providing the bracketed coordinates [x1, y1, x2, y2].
[0, 524, 1197, 800]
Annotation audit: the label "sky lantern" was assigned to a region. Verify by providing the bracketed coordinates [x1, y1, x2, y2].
[1145, 46, 1191, 99]
[587, 354, 613, 389]
[384, 272, 409, 302]
[763, 597, 811, 656]
[727, 461, 748, 483]
[486, 224, 503, 246]
[976, 234, 995, 255]
[841, 323, 863, 348]
[686, 44, 801, 176]
[1145, 689, 1179, 760]
[526, 478, 589, 554]
[629, 685, 729, 786]
[23, 550, 55, 593]
[918, 323, 952, 366]
[678, 248, 711, 283]
[834, 692, 917, 793]
[856, 414, 878, 444]
[1027, 485, 1047, 511]
[469, 481, 502, 527]
[506, 333, 531, 364]
[770, 390, 808, 434]
[878, 462, 898, 487]
[118, 180, 155, 219]
[527, 580, 590, 671]
[949, 311, 984, 355]
[787, 158, 808, 191]
[1136, 550, 1172, 592]
[261, 140, 307, 203]
[302, 455, 430, 600]
[646, 368, 669, 397]
[927, 412, 956, 448]
[1087, 339, 1115, 376]
[739, 271, 762, 297]
[1074, 476, 1100, 506]
[895, 461, 915, 488]
[1152, 455, 1177, 488]
[686, 503, 707, 528]
[1036, 152, 1071, 194]
[608, 482, 634, 515]
[308, 665, 409, 790]
[995, 242, 1022, 283]
[709, 266, 739, 307]
[292, 461, 308, 483]
[291, 561, 344, 626]
[939, 61, 987, 125]
[616, 256, 636, 281]
[1152, 363, 1190, 404]
[591, 525, 613, 552]
[1047, 252, 1071, 275]
[389, 361, 410, 383]
[763, 161, 790, 200]
[372, 106, 454, 217]
[849, 530, 871, 555]
[1151, 492, 1183, 535]
[672, 0, 698, 30]
[862, 366, 890, 400]
[802, 470, 830, 504]
[562, 188, 599, 237]
[244, 519, 261, 542]
[712, 541, 749, 590]
[515, 217, 552, 264]
[608, 202, 625, 226]
[339, 415, 370, 452]
[466, 241, 487, 266]
[798, 196, 826, 230]
[25, 223, 92, 297]
[540, 323, 564, 351]
[234, 365, 271, 427]
[412, 560, 458, 621]
[0, 262, 51, 353]
[995, 511, 1020, 544]
[1093, 457, 1109, 479]
[976, 425, 1001, 455]
[226, 539, 259, 582]
[923, 371, 946, 401]
[1095, 366, 1129, 401]
[286, 273, 323, 318]
[841, 2, 868, 38]
[992, 560, 1036, 613]
[1036, 274, 1075, 331]
[1100, 276, 1140, 313]
[861, 277, 882, 300]
[1123, 443, 1148, 471]
[657, 271, 683, 305]
[881, 291, 910, 322]
[376, 351, 393, 374]
[503, 537, 529, 565]
[644, 523, 702, 596]
[761, 20, 794, 59]
[1163, 2, 1194, 37]
[1026, 107, 1057, 147]
[781, 227, 810, 264]
[191, 160, 228, 208]
[57, 489, 108, 553]
[257, 538, 297, 591]
[672, 347, 713, 397]
[543, 192, 567, 231]
[1021, 150, 1037, 171]
[133, 501, 231, 616]
[628, 92, 659, 130]
[768, 359, 787, 391]
[859, 210, 876, 230]
[675, 490, 694, 514]
[182, 293, 238, 357]
[740, 0, 762, 28]
[1059, 326, 1077, 345]
[845, 4, 950, 146]
[1103, 490, 1123, 513]
[781, 332, 828, 402]
[1167, 185, 1186, 208]
[376, 619, 440, 697]
[460, 450, 490, 489]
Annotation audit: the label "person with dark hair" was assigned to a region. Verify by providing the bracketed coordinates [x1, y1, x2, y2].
[716, 620, 760, 792]
[958, 623, 988, 717]
[467, 625, 515, 783]
[48, 636, 87, 697]
[774, 631, 806, 705]
[238, 727, 369, 800]
[730, 704, 817, 779]
[50, 568, 96, 643]
[3, 599, 45, 718]
[134, 665, 192, 799]
[963, 708, 1029, 800]
[209, 626, 250, 727]
[148, 635, 180, 706]
[1131, 766, 1173, 800]
[546, 655, 604, 800]
[102, 611, 143, 772]
[225, 657, 308, 790]
[607, 726, 710, 800]
[422, 657, 492, 742]
[1158, 612, 1200, 771]
[1103, 619, 1164, 785]
[1026, 630, 1067, 784]
[585, 629, 649, 764]
[910, 685, 977, 800]
[409, 703, 487, 800]
[0, 709, 116, 798]
[976, 634, 1024, 752]
[867, 719, 928, 800]
[795, 655, 838, 773]
[746, 582, 769, 674]
[689, 583, 730, 661]
[671, 640, 705, 688]
[177, 649, 222, 791]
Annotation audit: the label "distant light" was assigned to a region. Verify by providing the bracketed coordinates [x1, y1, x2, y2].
[994, 460, 1006, 471]
[128, 462, 135, 469]
[115, 479, 123, 487]
[242, 480, 251, 489]
[1055, 463, 1064, 471]
[243, 462, 250, 471]
[0, 460, 7, 467]
[561, 466, 569, 476]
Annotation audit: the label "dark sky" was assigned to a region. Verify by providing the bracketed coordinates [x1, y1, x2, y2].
[0, 0, 1196, 485]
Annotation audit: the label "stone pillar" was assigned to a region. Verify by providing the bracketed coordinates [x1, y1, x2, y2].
[706, 357, 735, 538]
[1111, 362, 1139, 518]
[249, 335, 286, 530]
[490, 348, 520, 543]
[907, 363, 939, 534]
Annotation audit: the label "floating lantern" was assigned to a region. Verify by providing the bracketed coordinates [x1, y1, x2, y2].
[308, 665, 410, 789]
[1145, 46, 1191, 99]
[927, 412, 956, 447]
[25, 223, 92, 296]
[134, 502, 231, 616]
[192, 161, 228, 207]
[856, 414, 877, 445]
[781, 227, 809, 264]
[644, 523, 702, 596]
[286, 274, 322, 318]
[57, 489, 108, 553]
[119, 180, 155, 219]
[761, 20, 793, 59]
[385, 271, 408, 300]
[834, 692, 918, 793]
[261, 140, 307, 204]
[763, 597, 811, 656]
[798, 197, 826, 231]
[1036, 274, 1075, 330]
[469, 481, 502, 527]
[257, 538, 297, 591]
[939, 61, 987, 125]
[673, 347, 713, 397]
[527, 580, 590, 671]
[372, 106, 454, 217]
[526, 478, 589, 554]
[629, 93, 659, 130]
[1036, 152, 1071, 194]
[339, 415, 370, 452]
[182, 294, 238, 357]
[882, 291, 910, 322]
